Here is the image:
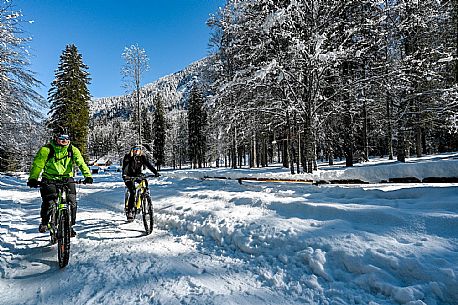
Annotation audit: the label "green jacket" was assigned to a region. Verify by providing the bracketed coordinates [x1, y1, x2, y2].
[29, 140, 92, 180]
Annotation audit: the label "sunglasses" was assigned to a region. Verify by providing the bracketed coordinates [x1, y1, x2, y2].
[58, 135, 70, 141]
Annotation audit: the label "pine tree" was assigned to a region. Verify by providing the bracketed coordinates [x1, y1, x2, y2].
[47, 44, 91, 159]
[152, 94, 166, 170]
[188, 84, 207, 168]
[141, 107, 153, 147]
[165, 109, 188, 169]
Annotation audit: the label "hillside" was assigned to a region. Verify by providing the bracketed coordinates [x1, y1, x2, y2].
[90, 56, 213, 120]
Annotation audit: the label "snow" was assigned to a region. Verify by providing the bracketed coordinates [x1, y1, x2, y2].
[1, 154, 457, 305]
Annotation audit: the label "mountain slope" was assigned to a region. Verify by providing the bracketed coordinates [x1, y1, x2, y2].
[90, 56, 213, 119]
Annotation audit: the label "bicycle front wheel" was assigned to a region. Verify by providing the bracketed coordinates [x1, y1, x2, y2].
[57, 209, 71, 268]
[142, 194, 154, 235]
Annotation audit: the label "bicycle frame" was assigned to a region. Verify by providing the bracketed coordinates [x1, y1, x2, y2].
[135, 179, 148, 209]
[39, 179, 81, 268]
[124, 176, 151, 210]
[124, 174, 155, 234]
[48, 183, 70, 234]
[37, 179, 84, 268]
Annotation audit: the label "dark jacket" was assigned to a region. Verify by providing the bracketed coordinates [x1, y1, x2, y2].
[122, 153, 158, 178]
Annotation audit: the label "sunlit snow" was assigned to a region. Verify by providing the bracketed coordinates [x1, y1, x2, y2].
[1, 154, 457, 305]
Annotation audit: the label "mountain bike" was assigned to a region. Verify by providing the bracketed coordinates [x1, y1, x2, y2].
[36, 179, 83, 268]
[124, 174, 155, 235]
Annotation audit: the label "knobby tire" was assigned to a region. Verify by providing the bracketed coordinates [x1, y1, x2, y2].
[124, 190, 130, 218]
[49, 205, 57, 245]
[142, 194, 154, 235]
[57, 210, 71, 268]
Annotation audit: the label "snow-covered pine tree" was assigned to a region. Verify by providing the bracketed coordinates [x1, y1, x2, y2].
[209, 0, 289, 169]
[188, 84, 207, 169]
[47, 44, 91, 159]
[152, 94, 166, 170]
[165, 109, 188, 169]
[208, 0, 458, 170]
[385, 0, 458, 161]
[141, 107, 153, 148]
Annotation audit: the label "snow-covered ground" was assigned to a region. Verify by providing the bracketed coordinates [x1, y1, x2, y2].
[1, 154, 457, 305]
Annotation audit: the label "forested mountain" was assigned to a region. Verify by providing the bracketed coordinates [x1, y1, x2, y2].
[89, 57, 213, 163]
[92, 57, 211, 118]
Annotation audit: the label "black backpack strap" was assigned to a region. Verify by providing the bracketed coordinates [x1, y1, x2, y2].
[68, 144, 73, 160]
[45, 143, 54, 163]
[45, 143, 73, 163]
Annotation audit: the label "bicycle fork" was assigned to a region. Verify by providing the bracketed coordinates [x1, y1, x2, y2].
[135, 181, 146, 210]
[48, 193, 67, 239]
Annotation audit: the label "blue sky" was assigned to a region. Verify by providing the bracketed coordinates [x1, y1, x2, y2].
[17, 0, 224, 99]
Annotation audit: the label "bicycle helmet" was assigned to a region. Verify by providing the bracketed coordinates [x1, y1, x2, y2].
[131, 145, 143, 156]
[54, 126, 70, 146]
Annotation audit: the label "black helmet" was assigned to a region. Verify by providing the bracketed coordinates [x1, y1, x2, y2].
[54, 126, 69, 137]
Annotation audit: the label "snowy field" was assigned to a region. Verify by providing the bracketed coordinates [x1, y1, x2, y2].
[1, 154, 457, 305]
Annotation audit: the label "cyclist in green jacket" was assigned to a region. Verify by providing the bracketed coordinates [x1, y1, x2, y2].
[27, 129, 93, 237]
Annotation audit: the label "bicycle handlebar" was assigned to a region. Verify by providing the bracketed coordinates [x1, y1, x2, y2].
[123, 174, 159, 182]
[33, 179, 86, 188]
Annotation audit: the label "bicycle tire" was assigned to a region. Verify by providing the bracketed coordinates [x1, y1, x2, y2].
[49, 204, 57, 245]
[124, 190, 130, 218]
[142, 194, 154, 235]
[57, 209, 71, 268]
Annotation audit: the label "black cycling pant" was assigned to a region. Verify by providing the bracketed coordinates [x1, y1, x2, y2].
[124, 180, 136, 211]
[40, 177, 77, 225]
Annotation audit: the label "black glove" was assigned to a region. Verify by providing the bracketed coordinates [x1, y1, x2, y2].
[27, 178, 39, 188]
[83, 177, 93, 184]
[154, 172, 161, 177]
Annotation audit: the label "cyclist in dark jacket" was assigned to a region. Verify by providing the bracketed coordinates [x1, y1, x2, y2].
[122, 145, 159, 221]
[27, 130, 93, 236]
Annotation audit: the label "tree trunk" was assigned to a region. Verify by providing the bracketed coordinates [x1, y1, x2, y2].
[415, 124, 422, 158]
[344, 101, 354, 167]
[328, 144, 334, 166]
[252, 135, 257, 168]
[136, 88, 141, 144]
[386, 97, 394, 160]
[397, 129, 406, 162]
[363, 99, 369, 161]
[297, 131, 301, 173]
[454, 0, 458, 83]
[231, 128, 237, 169]
[304, 125, 315, 174]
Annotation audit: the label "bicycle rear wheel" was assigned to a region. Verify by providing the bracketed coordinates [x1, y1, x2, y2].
[57, 209, 71, 268]
[142, 194, 154, 235]
[124, 190, 130, 218]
